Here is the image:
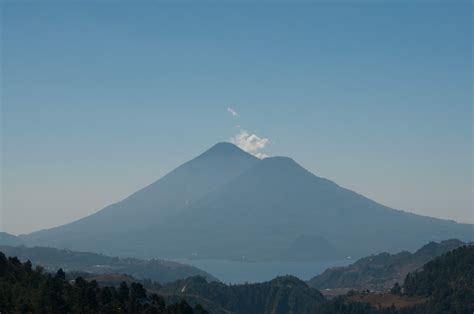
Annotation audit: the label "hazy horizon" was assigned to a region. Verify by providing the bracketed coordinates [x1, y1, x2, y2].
[3, 140, 473, 236]
[2, 2, 473, 235]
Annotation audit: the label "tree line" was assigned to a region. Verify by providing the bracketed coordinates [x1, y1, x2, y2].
[0, 252, 207, 313]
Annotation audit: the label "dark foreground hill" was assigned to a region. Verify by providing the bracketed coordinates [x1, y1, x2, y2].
[0, 251, 207, 314]
[327, 244, 474, 314]
[22, 143, 474, 262]
[1, 244, 472, 314]
[0, 245, 217, 284]
[402, 244, 474, 313]
[159, 244, 474, 314]
[308, 239, 465, 291]
[159, 275, 326, 314]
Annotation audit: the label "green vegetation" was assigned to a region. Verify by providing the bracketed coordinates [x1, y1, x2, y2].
[0, 245, 217, 284]
[390, 283, 401, 295]
[319, 245, 474, 314]
[0, 252, 207, 313]
[1, 244, 472, 313]
[160, 275, 326, 314]
[308, 239, 465, 291]
[403, 245, 474, 313]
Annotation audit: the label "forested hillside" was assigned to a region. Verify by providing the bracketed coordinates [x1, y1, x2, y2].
[308, 239, 465, 291]
[157, 244, 473, 314]
[403, 245, 474, 313]
[0, 245, 217, 284]
[319, 245, 474, 314]
[160, 275, 326, 314]
[0, 252, 207, 313]
[1, 245, 472, 313]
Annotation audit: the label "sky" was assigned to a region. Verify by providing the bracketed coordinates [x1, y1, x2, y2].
[1, 1, 472, 235]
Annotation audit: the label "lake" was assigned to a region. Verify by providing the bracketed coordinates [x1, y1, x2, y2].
[173, 258, 352, 284]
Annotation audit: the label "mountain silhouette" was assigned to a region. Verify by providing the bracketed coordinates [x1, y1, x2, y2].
[129, 153, 473, 260]
[307, 239, 466, 291]
[23, 143, 473, 261]
[0, 232, 24, 246]
[24, 143, 258, 255]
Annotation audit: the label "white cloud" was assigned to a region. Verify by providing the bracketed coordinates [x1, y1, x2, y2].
[255, 152, 269, 159]
[231, 130, 269, 159]
[227, 107, 239, 117]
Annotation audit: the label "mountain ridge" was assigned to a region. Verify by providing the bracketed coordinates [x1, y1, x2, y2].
[23, 143, 259, 252]
[0, 232, 24, 246]
[159, 275, 326, 314]
[0, 245, 218, 284]
[20, 142, 474, 261]
[307, 239, 466, 291]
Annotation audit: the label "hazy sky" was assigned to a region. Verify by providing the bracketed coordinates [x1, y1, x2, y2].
[1, 1, 472, 235]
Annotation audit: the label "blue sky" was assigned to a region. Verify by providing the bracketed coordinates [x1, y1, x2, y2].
[1, 1, 472, 234]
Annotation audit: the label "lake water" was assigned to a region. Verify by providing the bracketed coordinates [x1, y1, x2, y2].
[173, 258, 352, 284]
